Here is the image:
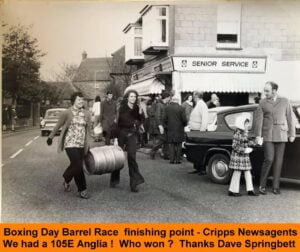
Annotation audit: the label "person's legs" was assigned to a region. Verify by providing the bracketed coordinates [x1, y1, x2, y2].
[65, 148, 86, 192]
[150, 134, 164, 159]
[244, 170, 254, 192]
[229, 170, 241, 193]
[110, 131, 126, 186]
[272, 142, 286, 190]
[126, 133, 144, 191]
[104, 130, 111, 145]
[259, 142, 275, 189]
[169, 143, 175, 163]
[176, 142, 182, 163]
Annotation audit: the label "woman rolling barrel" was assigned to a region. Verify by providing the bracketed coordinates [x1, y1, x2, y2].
[110, 89, 145, 192]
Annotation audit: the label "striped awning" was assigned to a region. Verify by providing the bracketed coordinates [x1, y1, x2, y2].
[178, 72, 267, 93]
[124, 78, 165, 95]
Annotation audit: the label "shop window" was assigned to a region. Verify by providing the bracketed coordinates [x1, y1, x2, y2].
[216, 2, 241, 49]
[142, 6, 169, 50]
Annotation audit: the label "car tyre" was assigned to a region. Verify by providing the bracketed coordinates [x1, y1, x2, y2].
[207, 153, 232, 184]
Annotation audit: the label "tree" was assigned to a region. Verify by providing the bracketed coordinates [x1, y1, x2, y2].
[2, 24, 46, 104]
[54, 62, 78, 82]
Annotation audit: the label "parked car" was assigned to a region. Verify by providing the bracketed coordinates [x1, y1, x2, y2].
[184, 103, 300, 184]
[40, 108, 66, 136]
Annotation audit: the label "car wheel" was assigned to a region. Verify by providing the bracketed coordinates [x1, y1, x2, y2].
[207, 153, 232, 184]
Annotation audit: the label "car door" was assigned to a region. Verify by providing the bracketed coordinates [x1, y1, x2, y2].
[281, 106, 300, 179]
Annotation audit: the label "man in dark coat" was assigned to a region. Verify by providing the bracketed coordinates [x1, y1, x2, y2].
[149, 92, 171, 159]
[100, 91, 117, 145]
[164, 97, 187, 164]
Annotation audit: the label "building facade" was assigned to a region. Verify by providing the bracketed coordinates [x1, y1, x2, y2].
[72, 51, 112, 106]
[123, 0, 300, 105]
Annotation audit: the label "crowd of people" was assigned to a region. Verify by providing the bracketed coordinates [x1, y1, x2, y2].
[45, 81, 295, 199]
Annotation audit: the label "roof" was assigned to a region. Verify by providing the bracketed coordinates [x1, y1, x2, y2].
[58, 82, 78, 100]
[73, 57, 112, 82]
[217, 104, 258, 115]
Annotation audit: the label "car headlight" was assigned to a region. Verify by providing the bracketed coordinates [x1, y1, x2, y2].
[40, 120, 46, 127]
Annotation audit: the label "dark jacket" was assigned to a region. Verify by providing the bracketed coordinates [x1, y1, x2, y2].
[147, 103, 159, 135]
[48, 108, 92, 154]
[181, 101, 193, 121]
[118, 104, 142, 130]
[164, 102, 187, 143]
[154, 100, 166, 128]
[100, 100, 117, 131]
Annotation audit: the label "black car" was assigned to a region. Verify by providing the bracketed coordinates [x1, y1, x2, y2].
[184, 103, 300, 184]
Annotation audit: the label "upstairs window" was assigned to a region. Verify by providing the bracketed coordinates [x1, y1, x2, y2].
[124, 24, 144, 63]
[217, 2, 241, 49]
[134, 27, 143, 56]
[142, 6, 169, 50]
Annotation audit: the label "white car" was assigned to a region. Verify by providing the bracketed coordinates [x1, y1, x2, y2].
[40, 108, 66, 136]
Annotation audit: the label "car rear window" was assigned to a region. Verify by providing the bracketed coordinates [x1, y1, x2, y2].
[224, 111, 254, 130]
[46, 110, 63, 118]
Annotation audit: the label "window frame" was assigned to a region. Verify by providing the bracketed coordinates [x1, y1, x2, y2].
[216, 2, 242, 50]
[224, 111, 254, 131]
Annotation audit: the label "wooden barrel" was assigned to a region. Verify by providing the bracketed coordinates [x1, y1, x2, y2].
[83, 146, 125, 175]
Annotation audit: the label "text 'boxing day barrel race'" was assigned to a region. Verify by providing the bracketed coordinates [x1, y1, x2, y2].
[83, 146, 125, 175]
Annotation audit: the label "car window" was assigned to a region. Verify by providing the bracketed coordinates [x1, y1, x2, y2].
[207, 111, 218, 131]
[224, 111, 254, 130]
[46, 110, 63, 118]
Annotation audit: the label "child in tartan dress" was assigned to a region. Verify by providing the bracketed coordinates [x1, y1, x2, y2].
[228, 114, 258, 196]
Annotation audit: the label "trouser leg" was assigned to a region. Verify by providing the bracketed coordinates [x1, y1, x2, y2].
[259, 142, 275, 188]
[169, 143, 175, 162]
[104, 130, 111, 145]
[229, 170, 241, 193]
[244, 170, 254, 191]
[110, 131, 126, 185]
[150, 134, 164, 155]
[272, 142, 286, 189]
[126, 133, 144, 187]
[64, 148, 86, 192]
[175, 143, 182, 162]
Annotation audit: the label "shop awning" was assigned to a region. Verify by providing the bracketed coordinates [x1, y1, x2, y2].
[124, 78, 165, 95]
[178, 72, 267, 93]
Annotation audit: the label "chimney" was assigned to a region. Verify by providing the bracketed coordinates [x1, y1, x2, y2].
[82, 51, 87, 60]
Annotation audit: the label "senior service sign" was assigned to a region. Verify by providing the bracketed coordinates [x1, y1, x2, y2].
[172, 56, 267, 73]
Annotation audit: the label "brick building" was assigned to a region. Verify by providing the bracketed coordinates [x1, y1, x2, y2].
[123, 0, 300, 105]
[72, 51, 112, 106]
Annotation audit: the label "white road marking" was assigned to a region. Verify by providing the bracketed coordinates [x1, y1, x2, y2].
[34, 136, 39, 140]
[25, 140, 33, 146]
[10, 149, 24, 159]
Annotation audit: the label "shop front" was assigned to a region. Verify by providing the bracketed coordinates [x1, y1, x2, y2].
[171, 55, 268, 106]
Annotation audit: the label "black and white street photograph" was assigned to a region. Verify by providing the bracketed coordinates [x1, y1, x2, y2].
[1, 0, 300, 223]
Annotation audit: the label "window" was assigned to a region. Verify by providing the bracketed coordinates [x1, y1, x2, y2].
[134, 37, 142, 56]
[142, 6, 169, 50]
[225, 112, 254, 131]
[207, 111, 218, 131]
[124, 24, 144, 62]
[216, 2, 241, 49]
